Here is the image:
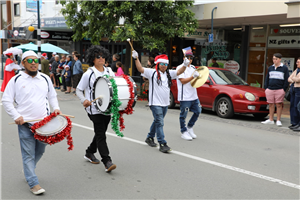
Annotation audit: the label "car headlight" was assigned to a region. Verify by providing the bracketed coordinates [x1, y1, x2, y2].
[245, 92, 255, 101]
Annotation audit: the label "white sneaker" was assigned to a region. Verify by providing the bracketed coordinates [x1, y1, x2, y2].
[276, 120, 282, 127]
[187, 127, 197, 139]
[261, 119, 274, 125]
[181, 131, 193, 141]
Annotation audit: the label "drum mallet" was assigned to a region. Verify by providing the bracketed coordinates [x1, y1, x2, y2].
[91, 95, 103, 103]
[127, 38, 134, 51]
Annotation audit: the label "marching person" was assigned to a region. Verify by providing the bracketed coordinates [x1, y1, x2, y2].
[76, 45, 117, 172]
[1, 53, 19, 92]
[176, 51, 201, 140]
[2, 50, 61, 195]
[133, 51, 189, 153]
[262, 53, 289, 126]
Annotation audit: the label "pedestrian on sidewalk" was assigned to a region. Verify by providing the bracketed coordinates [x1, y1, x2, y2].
[176, 51, 201, 141]
[72, 54, 83, 94]
[115, 61, 125, 76]
[288, 57, 300, 131]
[76, 45, 117, 172]
[2, 51, 61, 195]
[262, 53, 289, 126]
[40, 53, 50, 76]
[133, 51, 189, 153]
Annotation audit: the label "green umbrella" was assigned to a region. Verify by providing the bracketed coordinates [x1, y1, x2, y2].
[14, 42, 37, 52]
[14, 42, 69, 54]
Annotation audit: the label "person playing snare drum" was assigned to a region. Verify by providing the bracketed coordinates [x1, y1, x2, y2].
[2, 50, 62, 195]
[76, 45, 117, 173]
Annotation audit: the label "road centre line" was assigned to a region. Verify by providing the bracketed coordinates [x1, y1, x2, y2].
[72, 122, 300, 190]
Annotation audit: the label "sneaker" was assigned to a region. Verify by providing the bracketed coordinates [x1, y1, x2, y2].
[187, 127, 197, 139]
[261, 119, 274, 125]
[145, 137, 157, 147]
[84, 153, 100, 164]
[30, 185, 45, 195]
[181, 131, 193, 141]
[61, 89, 66, 92]
[276, 120, 282, 127]
[159, 143, 171, 153]
[105, 161, 116, 173]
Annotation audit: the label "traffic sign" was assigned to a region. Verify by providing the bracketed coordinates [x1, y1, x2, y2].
[209, 33, 213, 43]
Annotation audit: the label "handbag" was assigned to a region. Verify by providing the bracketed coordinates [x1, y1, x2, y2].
[285, 83, 293, 101]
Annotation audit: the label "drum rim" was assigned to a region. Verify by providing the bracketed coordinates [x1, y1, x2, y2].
[93, 76, 113, 113]
[35, 115, 68, 137]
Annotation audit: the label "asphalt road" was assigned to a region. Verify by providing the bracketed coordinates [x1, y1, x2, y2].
[1, 92, 299, 199]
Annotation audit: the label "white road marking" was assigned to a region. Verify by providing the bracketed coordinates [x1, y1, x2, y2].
[72, 122, 300, 190]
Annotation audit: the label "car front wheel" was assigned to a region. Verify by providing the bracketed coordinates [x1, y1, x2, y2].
[216, 97, 234, 118]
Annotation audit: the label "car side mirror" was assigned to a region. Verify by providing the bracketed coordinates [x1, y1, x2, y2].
[205, 79, 210, 84]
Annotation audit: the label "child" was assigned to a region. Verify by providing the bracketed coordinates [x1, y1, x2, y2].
[115, 61, 125, 76]
[64, 66, 72, 94]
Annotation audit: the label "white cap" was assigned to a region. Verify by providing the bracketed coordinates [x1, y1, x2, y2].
[53, 52, 57, 55]
[22, 50, 38, 60]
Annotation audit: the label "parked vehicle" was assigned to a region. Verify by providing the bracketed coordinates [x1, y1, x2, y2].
[170, 67, 269, 119]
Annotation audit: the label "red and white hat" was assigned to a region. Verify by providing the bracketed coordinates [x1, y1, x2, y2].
[41, 53, 47, 59]
[154, 54, 169, 64]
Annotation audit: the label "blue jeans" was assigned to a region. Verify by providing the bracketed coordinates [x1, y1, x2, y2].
[179, 99, 202, 133]
[18, 124, 47, 188]
[290, 88, 300, 125]
[148, 106, 168, 144]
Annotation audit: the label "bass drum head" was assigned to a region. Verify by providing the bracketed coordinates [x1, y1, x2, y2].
[35, 115, 68, 136]
[93, 77, 112, 112]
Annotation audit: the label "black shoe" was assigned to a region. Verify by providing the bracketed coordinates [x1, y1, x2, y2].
[145, 137, 157, 147]
[293, 126, 300, 131]
[61, 89, 66, 92]
[104, 161, 116, 173]
[290, 124, 300, 130]
[159, 143, 171, 153]
[84, 153, 100, 164]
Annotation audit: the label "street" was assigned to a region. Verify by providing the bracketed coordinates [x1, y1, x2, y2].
[1, 92, 299, 199]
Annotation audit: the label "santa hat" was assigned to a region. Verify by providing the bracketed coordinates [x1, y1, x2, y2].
[22, 50, 38, 60]
[41, 53, 47, 59]
[154, 54, 169, 64]
[5, 53, 13, 57]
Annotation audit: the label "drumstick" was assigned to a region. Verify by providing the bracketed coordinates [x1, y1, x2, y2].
[127, 38, 134, 51]
[60, 114, 75, 118]
[91, 95, 103, 103]
[9, 119, 43, 125]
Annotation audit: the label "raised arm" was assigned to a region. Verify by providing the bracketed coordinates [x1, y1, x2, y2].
[132, 50, 144, 74]
[176, 58, 190, 76]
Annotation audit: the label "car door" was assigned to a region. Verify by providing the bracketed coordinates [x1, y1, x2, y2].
[197, 76, 215, 109]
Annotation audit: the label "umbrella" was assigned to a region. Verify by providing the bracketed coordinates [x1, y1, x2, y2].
[15, 42, 69, 54]
[14, 42, 37, 52]
[3, 47, 23, 56]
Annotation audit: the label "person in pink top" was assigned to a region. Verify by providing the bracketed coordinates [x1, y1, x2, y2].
[115, 61, 125, 76]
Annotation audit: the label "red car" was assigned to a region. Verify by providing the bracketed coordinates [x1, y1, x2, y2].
[170, 67, 269, 119]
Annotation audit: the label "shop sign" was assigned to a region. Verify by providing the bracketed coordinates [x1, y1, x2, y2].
[203, 44, 230, 60]
[268, 35, 300, 48]
[41, 17, 67, 28]
[33, 31, 73, 40]
[270, 27, 300, 35]
[184, 29, 216, 38]
[26, 0, 42, 12]
[224, 60, 240, 74]
[6, 27, 34, 40]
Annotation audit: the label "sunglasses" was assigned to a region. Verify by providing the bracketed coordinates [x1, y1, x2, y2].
[96, 55, 104, 59]
[24, 58, 39, 64]
[186, 56, 193, 59]
[159, 63, 168, 66]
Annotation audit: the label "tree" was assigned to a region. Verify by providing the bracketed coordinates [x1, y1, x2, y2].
[61, 0, 198, 51]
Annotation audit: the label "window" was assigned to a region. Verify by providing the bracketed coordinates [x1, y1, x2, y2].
[14, 3, 20, 16]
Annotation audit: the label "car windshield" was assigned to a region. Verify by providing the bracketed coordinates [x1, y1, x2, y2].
[209, 69, 248, 85]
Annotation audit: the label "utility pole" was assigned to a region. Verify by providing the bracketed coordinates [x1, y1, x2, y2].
[37, 0, 41, 70]
[6, 0, 12, 48]
[209, 7, 217, 43]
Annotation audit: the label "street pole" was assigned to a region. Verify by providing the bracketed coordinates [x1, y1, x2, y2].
[209, 7, 217, 44]
[37, 0, 41, 70]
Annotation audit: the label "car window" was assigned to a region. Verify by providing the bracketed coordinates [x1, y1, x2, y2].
[209, 69, 248, 85]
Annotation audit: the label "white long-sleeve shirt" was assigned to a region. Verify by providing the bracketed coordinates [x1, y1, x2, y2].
[2, 71, 60, 124]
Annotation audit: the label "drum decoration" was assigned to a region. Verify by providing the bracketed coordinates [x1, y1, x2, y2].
[118, 74, 135, 131]
[31, 112, 74, 151]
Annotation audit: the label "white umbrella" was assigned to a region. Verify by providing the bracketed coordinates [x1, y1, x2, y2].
[3, 47, 23, 56]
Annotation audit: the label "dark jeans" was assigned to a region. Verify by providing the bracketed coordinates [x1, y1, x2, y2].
[54, 73, 61, 86]
[87, 113, 112, 164]
[290, 87, 300, 125]
[61, 74, 66, 90]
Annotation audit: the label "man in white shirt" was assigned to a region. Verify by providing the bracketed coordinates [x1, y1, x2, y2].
[76, 45, 117, 173]
[132, 51, 190, 153]
[2, 50, 61, 195]
[176, 51, 201, 140]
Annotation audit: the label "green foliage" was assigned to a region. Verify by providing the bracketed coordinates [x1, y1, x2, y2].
[61, 0, 198, 51]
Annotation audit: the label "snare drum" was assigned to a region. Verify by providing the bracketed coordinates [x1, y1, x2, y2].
[93, 76, 137, 113]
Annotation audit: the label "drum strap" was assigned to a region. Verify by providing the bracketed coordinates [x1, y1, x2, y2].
[151, 71, 157, 104]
